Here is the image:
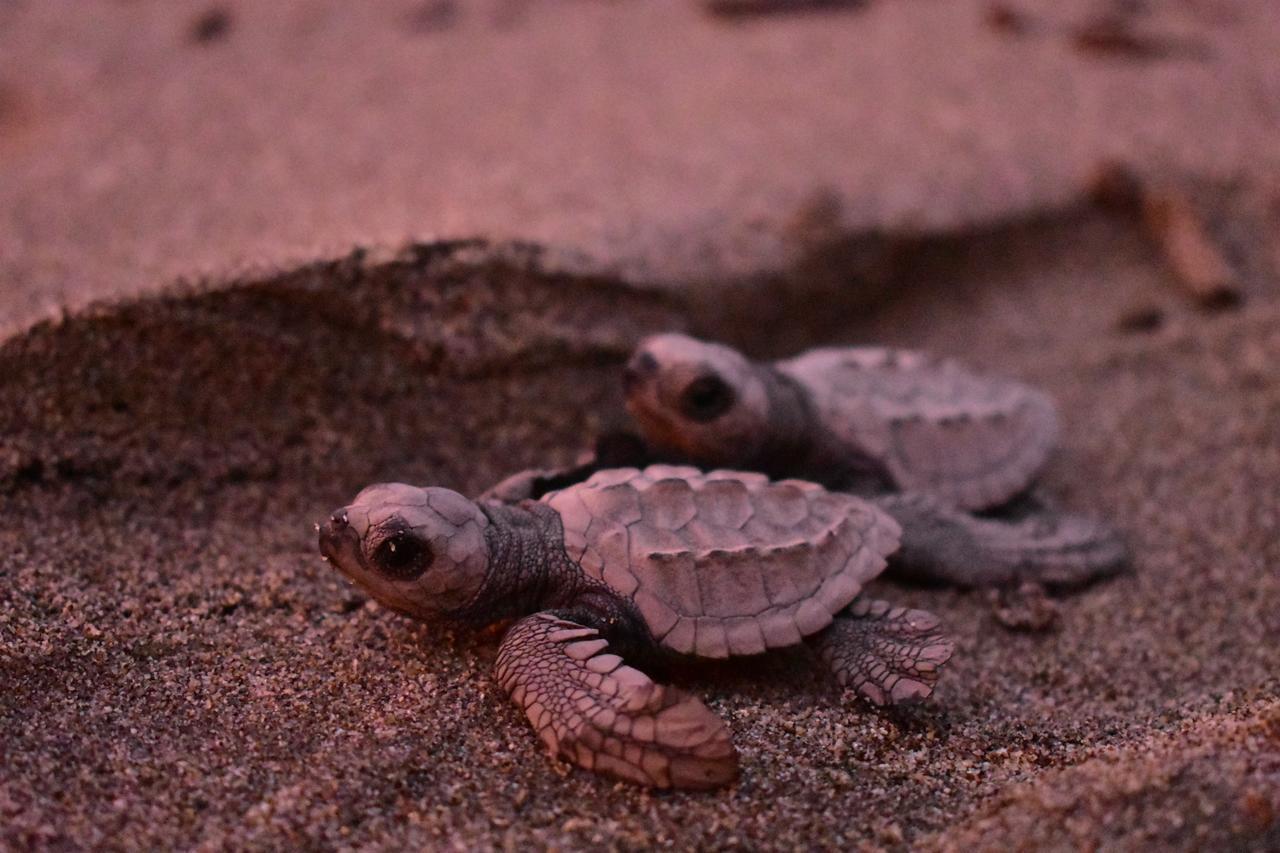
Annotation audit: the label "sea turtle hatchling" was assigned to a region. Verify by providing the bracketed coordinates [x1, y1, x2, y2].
[318, 465, 954, 789]
[624, 333, 1059, 511]
[483, 335, 1127, 589]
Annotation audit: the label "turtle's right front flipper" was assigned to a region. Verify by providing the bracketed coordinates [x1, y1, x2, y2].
[495, 612, 737, 789]
[875, 493, 1129, 588]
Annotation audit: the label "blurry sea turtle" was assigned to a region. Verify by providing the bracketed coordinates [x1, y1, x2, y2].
[319, 465, 953, 789]
[624, 333, 1056, 511]
[484, 334, 1128, 589]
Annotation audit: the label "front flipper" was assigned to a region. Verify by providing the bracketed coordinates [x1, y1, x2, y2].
[495, 612, 737, 789]
[479, 432, 655, 503]
[876, 493, 1129, 588]
[812, 597, 954, 706]
[480, 466, 572, 504]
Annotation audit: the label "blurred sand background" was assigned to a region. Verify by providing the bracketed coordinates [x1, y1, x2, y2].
[2, 0, 1279, 849]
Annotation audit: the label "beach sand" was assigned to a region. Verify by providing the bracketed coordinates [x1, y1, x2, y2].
[2, 1, 1278, 848]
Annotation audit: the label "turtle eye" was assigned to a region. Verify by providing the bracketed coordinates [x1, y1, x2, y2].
[679, 375, 735, 423]
[372, 531, 433, 580]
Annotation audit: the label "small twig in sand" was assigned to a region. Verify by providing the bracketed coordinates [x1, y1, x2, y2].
[1090, 162, 1242, 310]
[1141, 189, 1241, 310]
[1071, 14, 1209, 60]
[1115, 304, 1165, 334]
[983, 3, 1034, 36]
[705, 0, 867, 20]
[189, 7, 233, 45]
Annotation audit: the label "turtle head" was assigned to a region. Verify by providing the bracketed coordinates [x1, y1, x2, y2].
[318, 483, 490, 620]
[623, 333, 771, 467]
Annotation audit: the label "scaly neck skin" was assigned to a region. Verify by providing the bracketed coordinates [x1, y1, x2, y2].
[753, 365, 821, 479]
[758, 364, 894, 493]
[447, 502, 587, 626]
[452, 502, 657, 661]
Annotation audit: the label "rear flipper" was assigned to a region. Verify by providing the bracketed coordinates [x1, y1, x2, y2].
[495, 612, 737, 789]
[811, 596, 955, 706]
[875, 492, 1129, 588]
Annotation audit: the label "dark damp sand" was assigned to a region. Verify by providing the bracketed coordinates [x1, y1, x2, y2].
[3, 2, 1280, 850]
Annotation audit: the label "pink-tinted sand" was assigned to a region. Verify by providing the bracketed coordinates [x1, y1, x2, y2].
[2, 1, 1279, 849]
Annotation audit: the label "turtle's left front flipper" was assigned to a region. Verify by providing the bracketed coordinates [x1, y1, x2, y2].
[811, 596, 955, 705]
[875, 493, 1129, 588]
[479, 432, 655, 503]
[495, 612, 737, 789]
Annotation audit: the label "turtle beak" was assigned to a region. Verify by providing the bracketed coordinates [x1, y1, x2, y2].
[317, 508, 359, 567]
[623, 350, 659, 396]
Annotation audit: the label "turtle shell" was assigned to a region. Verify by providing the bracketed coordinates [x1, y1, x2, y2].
[778, 347, 1058, 511]
[541, 465, 900, 659]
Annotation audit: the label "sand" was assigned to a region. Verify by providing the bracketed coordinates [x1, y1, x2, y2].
[4, 0, 1280, 333]
[2, 1, 1279, 850]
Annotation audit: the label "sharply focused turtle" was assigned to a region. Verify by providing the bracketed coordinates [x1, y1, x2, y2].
[318, 465, 954, 789]
[484, 334, 1128, 589]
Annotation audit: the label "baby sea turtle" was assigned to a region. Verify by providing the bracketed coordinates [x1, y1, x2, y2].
[484, 335, 1128, 589]
[318, 465, 953, 789]
[624, 333, 1057, 511]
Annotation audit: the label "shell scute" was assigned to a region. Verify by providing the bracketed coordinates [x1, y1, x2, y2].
[819, 571, 859, 613]
[640, 477, 699, 530]
[583, 467, 645, 489]
[755, 483, 810, 528]
[662, 619, 697, 652]
[632, 589, 679, 638]
[637, 549, 702, 616]
[758, 547, 806, 608]
[759, 611, 804, 647]
[693, 479, 755, 529]
[723, 617, 768, 656]
[696, 547, 772, 617]
[682, 519, 749, 552]
[581, 483, 645, 526]
[694, 618, 730, 659]
[544, 466, 898, 657]
[578, 544, 605, 578]
[593, 525, 636, 592]
[642, 464, 702, 481]
[794, 598, 833, 636]
[779, 346, 1059, 511]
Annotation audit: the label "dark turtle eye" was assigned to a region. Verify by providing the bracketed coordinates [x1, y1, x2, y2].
[372, 531, 433, 580]
[678, 375, 735, 423]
